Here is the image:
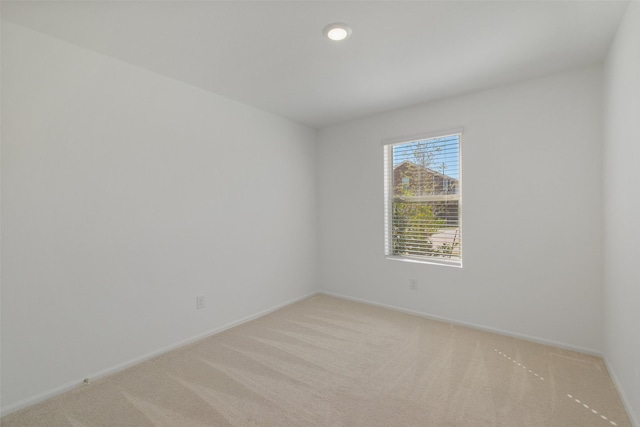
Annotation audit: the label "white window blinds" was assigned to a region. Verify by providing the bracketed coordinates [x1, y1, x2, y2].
[384, 131, 462, 266]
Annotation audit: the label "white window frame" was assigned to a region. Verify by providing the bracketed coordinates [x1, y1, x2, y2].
[383, 128, 463, 268]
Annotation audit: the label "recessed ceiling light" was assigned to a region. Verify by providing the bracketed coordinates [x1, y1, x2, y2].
[323, 23, 352, 41]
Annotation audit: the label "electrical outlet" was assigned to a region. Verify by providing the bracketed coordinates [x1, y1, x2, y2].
[196, 295, 205, 310]
[409, 279, 418, 290]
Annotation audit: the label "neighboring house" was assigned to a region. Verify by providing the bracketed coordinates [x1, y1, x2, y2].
[392, 161, 458, 197]
[392, 161, 459, 227]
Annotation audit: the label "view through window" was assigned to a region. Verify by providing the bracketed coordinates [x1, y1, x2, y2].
[384, 132, 462, 266]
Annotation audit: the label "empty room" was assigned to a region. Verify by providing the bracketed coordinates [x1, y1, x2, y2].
[1, 1, 638, 426]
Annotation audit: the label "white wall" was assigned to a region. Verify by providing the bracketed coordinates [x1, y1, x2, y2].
[603, 2, 640, 425]
[318, 65, 604, 354]
[1, 22, 318, 413]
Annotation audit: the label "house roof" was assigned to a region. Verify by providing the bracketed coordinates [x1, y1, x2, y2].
[393, 161, 458, 182]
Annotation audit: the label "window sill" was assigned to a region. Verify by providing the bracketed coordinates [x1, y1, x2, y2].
[385, 255, 462, 268]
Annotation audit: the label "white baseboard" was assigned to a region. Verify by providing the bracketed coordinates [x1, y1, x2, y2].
[319, 290, 603, 356]
[604, 357, 639, 427]
[0, 291, 319, 417]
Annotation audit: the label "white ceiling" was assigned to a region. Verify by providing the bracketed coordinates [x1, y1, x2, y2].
[1, 1, 629, 128]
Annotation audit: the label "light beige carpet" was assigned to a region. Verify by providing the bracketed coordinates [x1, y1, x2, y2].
[1, 294, 632, 426]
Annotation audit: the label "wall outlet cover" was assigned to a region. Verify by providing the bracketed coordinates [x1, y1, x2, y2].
[196, 295, 205, 310]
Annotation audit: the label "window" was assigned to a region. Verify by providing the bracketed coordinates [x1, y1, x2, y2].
[383, 130, 462, 267]
[401, 176, 410, 190]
